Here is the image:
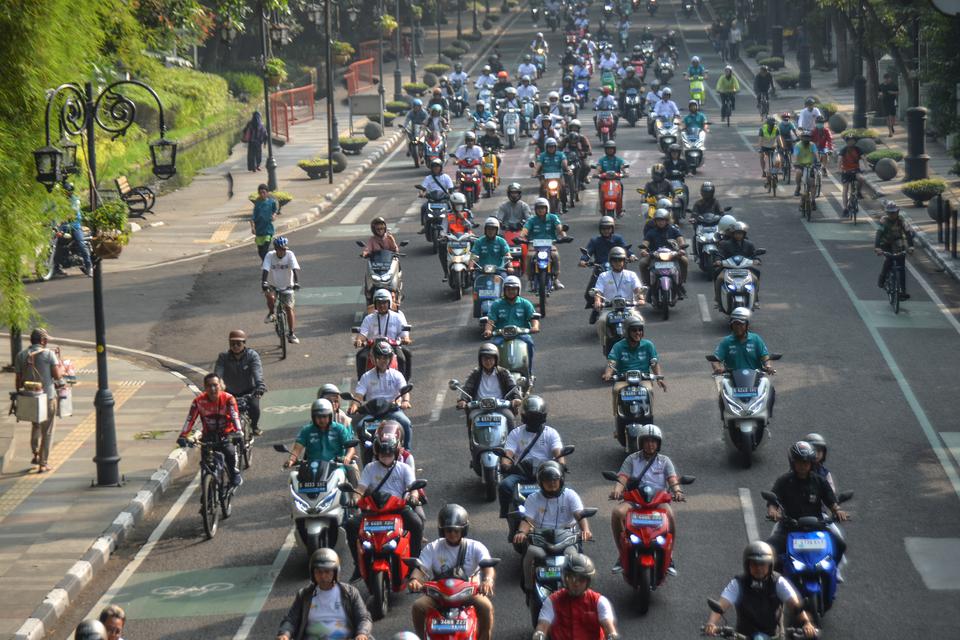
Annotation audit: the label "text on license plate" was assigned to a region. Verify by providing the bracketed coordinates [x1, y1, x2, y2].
[792, 537, 827, 551]
[654, 261, 674, 269]
[477, 288, 497, 297]
[431, 619, 469, 633]
[630, 512, 663, 527]
[299, 481, 326, 491]
[363, 519, 396, 532]
[733, 387, 757, 396]
[518, 483, 538, 495]
[537, 567, 562, 580]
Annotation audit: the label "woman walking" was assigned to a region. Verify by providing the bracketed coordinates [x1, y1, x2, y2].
[243, 111, 268, 172]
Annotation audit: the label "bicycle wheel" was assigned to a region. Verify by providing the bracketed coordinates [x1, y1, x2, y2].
[815, 172, 822, 198]
[851, 195, 858, 225]
[771, 175, 778, 197]
[277, 310, 288, 360]
[887, 274, 900, 313]
[220, 469, 233, 519]
[201, 473, 220, 539]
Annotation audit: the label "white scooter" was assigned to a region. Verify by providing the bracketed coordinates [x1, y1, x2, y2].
[715, 251, 765, 316]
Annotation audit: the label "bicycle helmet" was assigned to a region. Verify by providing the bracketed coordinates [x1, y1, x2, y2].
[789, 440, 817, 464]
[609, 246, 627, 261]
[729, 306, 751, 325]
[742, 540, 775, 574]
[373, 341, 394, 358]
[478, 342, 500, 367]
[450, 192, 468, 210]
[273, 236, 289, 248]
[437, 503, 470, 537]
[374, 420, 403, 456]
[534, 196, 550, 210]
[803, 433, 828, 461]
[370, 216, 387, 232]
[654, 208, 671, 221]
[503, 275, 522, 293]
[781, 112, 791, 119]
[484, 216, 500, 231]
[228, 329, 247, 342]
[760, 64, 769, 72]
[454, 62, 463, 71]
[522, 395, 548, 432]
[604, 140, 617, 150]
[317, 383, 341, 399]
[765, 116, 776, 127]
[310, 547, 340, 579]
[73, 620, 107, 640]
[373, 288, 393, 304]
[637, 423, 662, 451]
[412, 98, 423, 107]
[464, 130, 477, 142]
[805, 97, 816, 106]
[717, 214, 737, 235]
[563, 552, 596, 582]
[599, 215, 615, 231]
[700, 182, 715, 197]
[311, 398, 334, 419]
[537, 460, 565, 497]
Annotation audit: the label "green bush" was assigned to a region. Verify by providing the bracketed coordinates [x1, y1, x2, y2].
[339, 135, 369, 144]
[297, 158, 331, 169]
[757, 56, 784, 70]
[249, 191, 294, 207]
[424, 63, 451, 75]
[220, 72, 262, 102]
[450, 39, 471, 52]
[844, 128, 881, 140]
[265, 57, 287, 85]
[442, 46, 464, 59]
[815, 102, 839, 119]
[866, 149, 904, 164]
[775, 72, 799, 89]
[82, 200, 128, 235]
[744, 44, 766, 57]
[386, 100, 410, 113]
[403, 81, 429, 95]
[901, 178, 946, 204]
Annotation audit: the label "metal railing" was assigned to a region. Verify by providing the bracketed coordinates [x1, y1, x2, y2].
[269, 85, 316, 141]
[345, 58, 376, 96]
[932, 195, 958, 259]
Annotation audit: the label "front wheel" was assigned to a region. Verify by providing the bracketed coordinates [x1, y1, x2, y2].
[220, 470, 233, 519]
[38, 241, 57, 282]
[276, 311, 288, 359]
[482, 464, 499, 502]
[508, 133, 516, 149]
[201, 474, 220, 539]
[370, 570, 390, 620]
[538, 269, 548, 317]
[635, 564, 653, 614]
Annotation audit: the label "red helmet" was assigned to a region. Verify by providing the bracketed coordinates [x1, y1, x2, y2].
[602, 86, 611, 95]
[497, 71, 509, 80]
[374, 420, 403, 456]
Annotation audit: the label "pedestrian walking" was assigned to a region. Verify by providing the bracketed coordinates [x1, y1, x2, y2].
[728, 20, 742, 61]
[98, 604, 126, 640]
[242, 111, 268, 172]
[878, 73, 899, 137]
[14, 328, 64, 473]
[251, 184, 279, 260]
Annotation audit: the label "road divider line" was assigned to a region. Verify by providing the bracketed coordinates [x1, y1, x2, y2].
[429, 389, 447, 423]
[738, 488, 761, 542]
[315, 141, 409, 226]
[340, 196, 377, 225]
[232, 527, 298, 640]
[697, 293, 712, 323]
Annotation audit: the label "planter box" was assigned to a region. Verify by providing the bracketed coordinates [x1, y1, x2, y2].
[340, 141, 368, 154]
[92, 237, 124, 259]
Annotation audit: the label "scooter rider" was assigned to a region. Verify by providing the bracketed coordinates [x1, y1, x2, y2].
[804, 432, 836, 491]
[283, 399, 360, 486]
[532, 137, 571, 211]
[607, 424, 681, 572]
[682, 99, 708, 133]
[450, 63, 470, 95]
[601, 315, 665, 409]
[452, 130, 485, 165]
[478, 121, 504, 155]
[642, 163, 674, 199]
[590, 247, 645, 325]
[639, 209, 688, 297]
[518, 54, 538, 82]
[418, 158, 455, 232]
[703, 541, 817, 639]
[426, 103, 448, 134]
[178, 373, 244, 487]
[409, 505, 496, 640]
[475, 65, 497, 90]
[498, 396, 565, 518]
[344, 427, 424, 580]
[355, 288, 412, 378]
[317, 383, 351, 427]
[663, 143, 689, 182]
[644, 80, 662, 114]
[561, 47, 579, 69]
[710, 308, 774, 405]
[483, 276, 540, 374]
[471, 217, 513, 274]
[619, 68, 643, 111]
[514, 460, 593, 590]
[472, 100, 495, 126]
[439, 192, 475, 281]
[520, 197, 567, 286]
[713, 221, 760, 303]
[497, 183, 532, 230]
[517, 75, 539, 102]
[215, 329, 266, 436]
[350, 342, 414, 448]
[653, 87, 680, 121]
[404, 99, 428, 127]
[594, 86, 619, 115]
[457, 343, 521, 428]
[567, 119, 593, 178]
[691, 181, 723, 216]
[580, 216, 635, 309]
[532, 552, 620, 640]
[595, 140, 627, 181]
[531, 32, 550, 56]
[492, 71, 512, 99]
[686, 55, 706, 78]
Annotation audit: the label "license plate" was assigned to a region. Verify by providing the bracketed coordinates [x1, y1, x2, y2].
[449, 242, 469, 250]
[431, 619, 469, 633]
[630, 512, 663, 527]
[733, 387, 757, 397]
[654, 261, 674, 269]
[474, 419, 500, 428]
[518, 483, 538, 495]
[621, 392, 646, 401]
[299, 481, 326, 491]
[537, 567, 562, 580]
[792, 537, 827, 551]
[726, 269, 750, 276]
[363, 519, 396, 532]
[477, 288, 496, 298]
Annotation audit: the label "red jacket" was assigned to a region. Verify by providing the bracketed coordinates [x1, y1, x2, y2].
[810, 127, 833, 152]
[180, 391, 242, 438]
[547, 589, 604, 640]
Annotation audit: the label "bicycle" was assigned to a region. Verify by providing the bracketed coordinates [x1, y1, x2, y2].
[235, 394, 256, 469]
[780, 141, 793, 184]
[193, 437, 239, 539]
[720, 92, 734, 127]
[761, 148, 778, 196]
[798, 165, 814, 221]
[757, 91, 770, 120]
[881, 251, 906, 314]
[844, 179, 861, 224]
[269, 285, 296, 359]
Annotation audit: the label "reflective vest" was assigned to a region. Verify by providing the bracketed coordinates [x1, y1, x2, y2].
[547, 589, 604, 640]
[735, 573, 782, 637]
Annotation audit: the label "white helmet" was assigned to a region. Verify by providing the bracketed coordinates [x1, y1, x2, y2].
[537, 32, 544, 38]
[485, 120, 498, 131]
[548, 90, 560, 101]
[522, 74, 532, 82]
[717, 214, 737, 235]
[569, 118, 582, 129]
[545, 137, 558, 147]
[534, 197, 550, 210]
[504, 275, 522, 291]
[654, 208, 671, 221]
[691, 56, 700, 64]
[730, 307, 752, 325]
[484, 216, 500, 229]
[506, 87, 517, 96]
[483, 65, 491, 73]
[450, 192, 467, 208]
[636, 424, 663, 451]
[662, 86, 672, 96]
[656, 197, 673, 210]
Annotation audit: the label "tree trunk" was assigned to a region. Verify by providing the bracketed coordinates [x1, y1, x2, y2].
[808, 10, 828, 69]
[834, 16, 851, 87]
[865, 49, 880, 114]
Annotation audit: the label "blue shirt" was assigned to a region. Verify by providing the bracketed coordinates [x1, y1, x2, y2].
[537, 150, 567, 174]
[252, 197, 278, 236]
[585, 233, 630, 264]
[714, 332, 769, 370]
[687, 65, 706, 77]
[597, 155, 627, 173]
[471, 235, 511, 268]
[607, 338, 659, 373]
[489, 296, 537, 329]
[683, 112, 707, 130]
[294, 421, 354, 462]
[643, 225, 682, 251]
[524, 213, 563, 240]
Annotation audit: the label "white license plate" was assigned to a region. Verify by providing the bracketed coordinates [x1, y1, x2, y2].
[431, 619, 469, 633]
[727, 269, 750, 276]
[518, 483, 538, 494]
[299, 481, 326, 491]
[630, 512, 663, 527]
[449, 242, 469, 250]
[654, 261, 674, 269]
[537, 567, 563, 580]
[477, 288, 497, 297]
[792, 537, 828, 551]
[363, 519, 396, 532]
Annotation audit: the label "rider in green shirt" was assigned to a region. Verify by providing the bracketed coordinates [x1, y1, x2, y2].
[283, 399, 359, 485]
[520, 197, 567, 288]
[471, 217, 513, 273]
[792, 130, 819, 200]
[483, 275, 540, 374]
[600, 316, 667, 426]
[682, 100, 708, 132]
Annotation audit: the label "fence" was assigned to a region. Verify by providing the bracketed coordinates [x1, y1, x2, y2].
[358, 36, 412, 68]
[269, 85, 316, 141]
[345, 58, 376, 96]
[931, 195, 959, 259]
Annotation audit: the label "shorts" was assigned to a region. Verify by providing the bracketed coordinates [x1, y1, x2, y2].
[840, 170, 861, 184]
[255, 234, 273, 246]
[276, 289, 296, 307]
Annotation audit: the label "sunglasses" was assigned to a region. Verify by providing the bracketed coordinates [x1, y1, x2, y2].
[230, 340, 245, 346]
[629, 327, 644, 333]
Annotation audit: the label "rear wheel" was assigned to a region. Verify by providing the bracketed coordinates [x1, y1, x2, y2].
[661, 290, 670, 320]
[740, 446, 753, 469]
[482, 465, 498, 502]
[635, 565, 653, 614]
[370, 571, 390, 620]
[38, 240, 57, 282]
[538, 269, 548, 317]
[220, 469, 233, 519]
[201, 474, 220, 539]
[508, 133, 516, 149]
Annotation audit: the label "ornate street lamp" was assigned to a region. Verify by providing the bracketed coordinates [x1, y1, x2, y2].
[33, 146, 62, 192]
[220, 21, 238, 45]
[149, 138, 178, 179]
[59, 136, 79, 175]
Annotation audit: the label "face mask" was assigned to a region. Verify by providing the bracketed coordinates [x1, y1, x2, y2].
[816, 124, 825, 129]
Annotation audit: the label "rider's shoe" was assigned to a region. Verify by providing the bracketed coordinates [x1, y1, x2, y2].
[554, 280, 565, 289]
[611, 559, 623, 574]
[589, 309, 599, 324]
[793, 187, 801, 196]
[288, 333, 300, 344]
[264, 312, 275, 324]
[900, 292, 911, 300]
[251, 426, 264, 437]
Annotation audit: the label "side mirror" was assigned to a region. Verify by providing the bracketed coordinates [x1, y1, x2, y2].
[399, 384, 414, 395]
[754, 249, 766, 256]
[338, 482, 354, 493]
[705, 354, 719, 363]
[351, 327, 360, 334]
[837, 491, 854, 504]
[528, 161, 536, 168]
[707, 598, 725, 615]
[723, 206, 732, 211]
[579, 507, 598, 519]
[623, 162, 631, 168]
[559, 445, 575, 457]
[601, 470, 620, 482]
[408, 479, 428, 491]
[768, 353, 783, 361]
[400, 240, 410, 247]
[355, 240, 366, 248]
[415, 184, 426, 191]
[478, 557, 501, 569]
[340, 391, 355, 400]
[588, 288, 598, 297]
[273, 444, 290, 453]
[562, 224, 570, 231]
[760, 490, 778, 503]
[679, 475, 696, 485]
[343, 439, 360, 449]
[558, 236, 574, 244]
[448, 379, 461, 391]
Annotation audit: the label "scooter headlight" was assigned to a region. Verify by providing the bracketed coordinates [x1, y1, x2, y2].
[746, 396, 767, 415]
[629, 533, 642, 545]
[721, 389, 745, 415]
[655, 535, 666, 546]
[817, 558, 832, 571]
[290, 486, 311, 514]
[792, 559, 806, 572]
[385, 539, 398, 551]
[547, 180, 559, 190]
[744, 282, 755, 291]
[726, 283, 737, 291]
[362, 540, 373, 550]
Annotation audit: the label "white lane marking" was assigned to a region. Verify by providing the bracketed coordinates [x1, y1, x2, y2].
[340, 196, 377, 225]
[427, 299, 474, 424]
[232, 527, 298, 640]
[405, 202, 421, 216]
[315, 141, 409, 225]
[904, 537, 960, 590]
[738, 487, 761, 542]
[697, 293, 712, 322]
[79, 472, 201, 630]
[429, 389, 447, 423]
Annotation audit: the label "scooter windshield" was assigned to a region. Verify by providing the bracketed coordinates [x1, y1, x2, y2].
[369, 250, 395, 272]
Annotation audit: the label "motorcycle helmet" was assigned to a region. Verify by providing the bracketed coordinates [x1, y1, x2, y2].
[273, 235, 289, 248]
[656, 197, 673, 211]
[567, 131, 580, 144]
[370, 216, 387, 232]
[569, 119, 582, 130]
[604, 139, 617, 151]
[317, 383, 341, 399]
[653, 208, 671, 221]
[742, 540, 775, 575]
[507, 183, 522, 200]
[661, 87, 672, 97]
[724, 64, 733, 73]
[637, 423, 663, 451]
[691, 55, 700, 64]
[759, 64, 769, 72]
[717, 214, 737, 235]
[545, 137, 558, 149]
[537, 31, 544, 39]
[626, 67, 636, 76]
[525, 53, 532, 62]
[503, 275, 522, 294]
[437, 503, 470, 537]
[73, 620, 108, 640]
[651, 162, 665, 179]
[497, 71, 509, 80]
[804, 433, 828, 461]
[537, 460, 565, 497]
[599, 215, 615, 231]
[781, 112, 792, 120]
[439, 75, 448, 85]
[485, 121, 498, 132]
[228, 329, 247, 342]
[484, 216, 501, 232]
[563, 552, 596, 582]
[454, 62, 463, 71]
[548, 90, 560, 101]
[478, 342, 500, 367]
[506, 87, 518, 97]
[310, 548, 340, 580]
[700, 182, 715, 197]
[374, 420, 403, 457]
[731, 221, 748, 236]
[765, 116, 777, 127]
[430, 104, 443, 114]
[729, 306, 751, 325]
[450, 192, 467, 211]
[522, 395, 548, 432]
[429, 157, 443, 171]
[650, 80, 660, 91]
[805, 97, 816, 106]
[602, 86, 612, 95]
[624, 315, 645, 336]
[633, 45, 642, 53]
[412, 98, 423, 107]
[373, 288, 393, 305]
[688, 99, 698, 108]
[464, 130, 477, 142]
[482, 65, 491, 74]
[609, 246, 627, 262]
[373, 340, 394, 358]
[311, 398, 334, 421]
[534, 196, 550, 211]
[668, 142, 681, 155]
[521, 75, 532, 83]
[789, 440, 817, 464]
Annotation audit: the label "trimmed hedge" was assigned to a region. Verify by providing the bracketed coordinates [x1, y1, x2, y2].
[865, 149, 904, 165]
[220, 72, 262, 102]
[463, 31, 484, 41]
[442, 46, 465, 59]
[815, 102, 839, 119]
[424, 63, 451, 75]
[249, 191, 293, 207]
[902, 178, 946, 205]
[450, 39, 472, 51]
[386, 100, 410, 113]
[775, 72, 799, 89]
[744, 44, 766, 58]
[757, 56, 785, 70]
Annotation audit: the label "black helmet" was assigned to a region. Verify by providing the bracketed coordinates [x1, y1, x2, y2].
[317, 383, 341, 399]
[373, 341, 394, 358]
[668, 143, 681, 154]
[437, 503, 470, 537]
[803, 432, 828, 461]
[371, 216, 387, 232]
[742, 540, 775, 575]
[700, 181, 715, 197]
[563, 552, 596, 582]
[537, 460, 565, 497]
[478, 342, 500, 367]
[789, 440, 817, 464]
[74, 620, 107, 640]
[310, 547, 340, 579]
[522, 395, 548, 432]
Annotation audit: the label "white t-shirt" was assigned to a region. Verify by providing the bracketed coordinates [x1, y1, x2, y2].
[359, 310, 410, 340]
[617, 453, 676, 492]
[505, 425, 563, 467]
[518, 63, 538, 78]
[449, 72, 469, 86]
[796, 107, 822, 132]
[539, 592, 615, 624]
[453, 145, 484, 163]
[523, 488, 583, 529]
[654, 100, 680, 119]
[418, 537, 491, 579]
[720, 576, 799, 605]
[420, 172, 455, 194]
[305, 586, 351, 639]
[517, 85, 539, 100]
[595, 269, 643, 301]
[477, 370, 503, 399]
[360, 460, 416, 497]
[262, 249, 300, 289]
[356, 368, 407, 402]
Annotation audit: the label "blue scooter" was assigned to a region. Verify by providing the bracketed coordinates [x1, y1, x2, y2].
[574, 79, 590, 109]
[473, 264, 505, 318]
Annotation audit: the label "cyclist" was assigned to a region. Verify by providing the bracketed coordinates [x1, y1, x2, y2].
[177, 373, 244, 487]
[838, 133, 866, 217]
[796, 97, 822, 132]
[792, 130, 819, 204]
[350, 341, 414, 447]
[282, 399, 359, 486]
[214, 329, 266, 436]
[519, 197, 568, 287]
[874, 201, 914, 299]
[777, 112, 797, 157]
[715, 65, 740, 115]
[261, 236, 301, 344]
[355, 288, 412, 379]
[753, 64, 775, 113]
[753, 115, 780, 178]
[810, 115, 833, 173]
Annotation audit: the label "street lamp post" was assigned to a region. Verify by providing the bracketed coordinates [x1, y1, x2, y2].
[257, 1, 279, 191]
[410, 5, 419, 82]
[377, 0, 387, 122]
[33, 81, 177, 486]
[436, 1, 442, 63]
[394, 0, 404, 101]
[851, 1, 867, 129]
[457, 0, 463, 39]
[472, 0, 480, 36]
[328, 0, 343, 157]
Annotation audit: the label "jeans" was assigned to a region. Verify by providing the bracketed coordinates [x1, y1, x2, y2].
[69, 224, 92, 269]
[492, 334, 535, 376]
[498, 471, 535, 517]
[878, 253, 907, 292]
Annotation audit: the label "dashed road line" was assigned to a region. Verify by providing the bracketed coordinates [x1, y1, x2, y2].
[697, 293, 712, 322]
[738, 487, 761, 542]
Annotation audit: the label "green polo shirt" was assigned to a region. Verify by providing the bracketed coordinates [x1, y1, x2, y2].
[489, 296, 536, 329]
[607, 338, 659, 374]
[524, 213, 563, 240]
[295, 420, 354, 462]
[714, 332, 769, 371]
[471, 235, 511, 268]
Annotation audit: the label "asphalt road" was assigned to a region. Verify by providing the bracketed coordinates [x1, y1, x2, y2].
[34, 1, 960, 638]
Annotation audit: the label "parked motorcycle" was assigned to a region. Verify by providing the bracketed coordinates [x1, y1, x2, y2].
[655, 117, 680, 154]
[705, 353, 782, 468]
[38, 221, 92, 281]
[403, 556, 501, 639]
[681, 125, 706, 173]
[357, 240, 408, 308]
[603, 470, 695, 613]
[609, 370, 660, 451]
[623, 89, 642, 127]
[714, 251, 764, 315]
[456, 158, 483, 208]
[644, 241, 683, 320]
[514, 235, 574, 317]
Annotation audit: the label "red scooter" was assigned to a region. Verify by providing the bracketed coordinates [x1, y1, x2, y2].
[456, 158, 482, 208]
[404, 557, 501, 640]
[351, 332, 412, 380]
[501, 227, 528, 276]
[344, 480, 427, 619]
[596, 110, 617, 143]
[602, 470, 694, 614]
[593, 166, 629, 217]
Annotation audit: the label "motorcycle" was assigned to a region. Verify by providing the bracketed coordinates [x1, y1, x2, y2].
[503, 108, 520, 148]
[417, 187, 451, 254]
[596, 109, 617, 143]
[640, 41, 655, 66]
[647, 0, 658, 15]
[622, 89, 641, 127]
[609, 370, 659, 451]
[521, 98, 537, 137]
[560, 95, 578, 120]
[593, 167, 628, 217]
[655, 116, 680, 154]
[530, 4, 540, 25]
[423, 132, 446, 165]
[456, 158, 483, 208]
[451, 81, 468, 117]
[682, 1, 694, 17]
[603, 2, 615, 21]
[705, 599, 816, 640]
[514, 235, 574, 317]
[761, 490, 853, 624]
[537, 171, 565, 215]
[357, 241, 408, 309]
[635, 188, 661, 224]
[619, 25, 630, 52]
[592, 291, 644, 357]
[681, 125, 706, 173]
[645, 241, 683, 320]
[402, 123, 426, 168]
[403, 557, 501, 640]
[545, 8, 558, 31]
[574, 80, 590, 110]
[667, 170, 688, 224]
[449, 379, 519, 501]
[38, 221, 92, 281]
[342, 478, 428, 620]
[481, 148, 500, 198]
[655, 59, 674, 84]
[631, 58, 647, 80]
[352, 331, 412, 380]
[691, 208, 729, 274]
[500, 444, 575, 551]
[340, 384, 414, 465]
[687, 74, 705, 106]
[715, 251, 765, 315]
[272, 443, 358, 564]
[502, 226, 528, 277]
[600, 69, 618, 94]
[472, 263, 505, 318]
[704, 353, 782, 468]
[533, 48, 547, 79]
[482, 325, 537, 395]
[444, 231, 477, 300]
[603, 470, 695, 613]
